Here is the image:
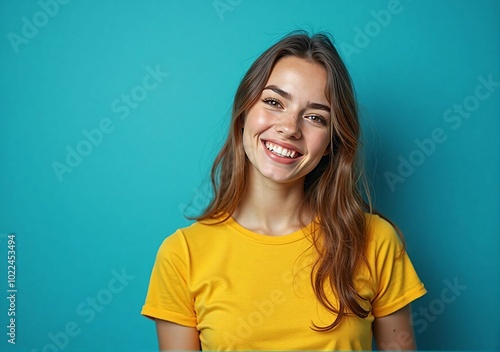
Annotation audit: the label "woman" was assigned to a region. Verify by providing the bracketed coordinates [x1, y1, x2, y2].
[141, 32, 426, 350]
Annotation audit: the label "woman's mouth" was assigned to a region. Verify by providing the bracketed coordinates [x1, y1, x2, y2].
[264, 141, 301, 159]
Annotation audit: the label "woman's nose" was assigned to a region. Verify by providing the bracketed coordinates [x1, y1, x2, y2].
[274, 113, 301, 139]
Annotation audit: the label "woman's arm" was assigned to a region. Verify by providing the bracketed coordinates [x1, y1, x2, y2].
[373, 304, 417, 350]
[155, 319, 200, 351]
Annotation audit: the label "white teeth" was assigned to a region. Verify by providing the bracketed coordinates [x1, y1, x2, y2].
[264, 141, 299, 159]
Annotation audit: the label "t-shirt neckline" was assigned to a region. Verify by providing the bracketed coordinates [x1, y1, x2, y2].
[225, 216, 313, 245]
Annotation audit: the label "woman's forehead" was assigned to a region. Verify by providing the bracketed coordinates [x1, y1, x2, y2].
[265, 56, 329, 106]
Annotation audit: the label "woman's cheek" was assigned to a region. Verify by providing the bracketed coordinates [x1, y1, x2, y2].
[254, 110, 274, 128]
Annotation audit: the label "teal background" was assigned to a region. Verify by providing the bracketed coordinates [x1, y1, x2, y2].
[0, 0, 499, 350]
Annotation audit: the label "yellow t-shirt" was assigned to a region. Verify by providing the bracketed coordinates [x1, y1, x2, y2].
[141, 214, 426, 350]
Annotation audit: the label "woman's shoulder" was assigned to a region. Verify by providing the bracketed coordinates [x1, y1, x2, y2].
[159, 216, 230, 250]
[361, 213, 408, 278]
[364, 212, 402, 248]
[365, 212, 396, 233]
[154, 217, 234, 266]
[180, 216, 230, 237]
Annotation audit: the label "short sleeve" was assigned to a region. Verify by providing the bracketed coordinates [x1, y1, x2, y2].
[368, 216, 427, 317]
[141, 230, 197, 327]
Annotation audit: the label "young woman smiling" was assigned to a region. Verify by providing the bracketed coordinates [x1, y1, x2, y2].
[142, 32, 426, 350]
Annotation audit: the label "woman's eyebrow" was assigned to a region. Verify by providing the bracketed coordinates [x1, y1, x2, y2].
[308, 102, 331, 113]
[263, 85, 331, 113]
[264, 85, 292, 100]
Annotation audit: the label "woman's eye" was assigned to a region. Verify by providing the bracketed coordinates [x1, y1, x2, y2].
[262, 98, 283, 108]
[306, 115, 327, 125]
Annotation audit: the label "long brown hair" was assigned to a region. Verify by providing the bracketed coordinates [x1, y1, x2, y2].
[196, 31, 403, 331]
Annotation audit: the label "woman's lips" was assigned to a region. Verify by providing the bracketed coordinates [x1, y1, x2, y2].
[262, 140, 302, 164]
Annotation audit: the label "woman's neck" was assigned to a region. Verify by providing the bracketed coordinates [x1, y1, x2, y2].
[232, 169, 310, 236]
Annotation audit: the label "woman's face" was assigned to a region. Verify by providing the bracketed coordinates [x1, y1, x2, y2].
[242, 56, 331, 187]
